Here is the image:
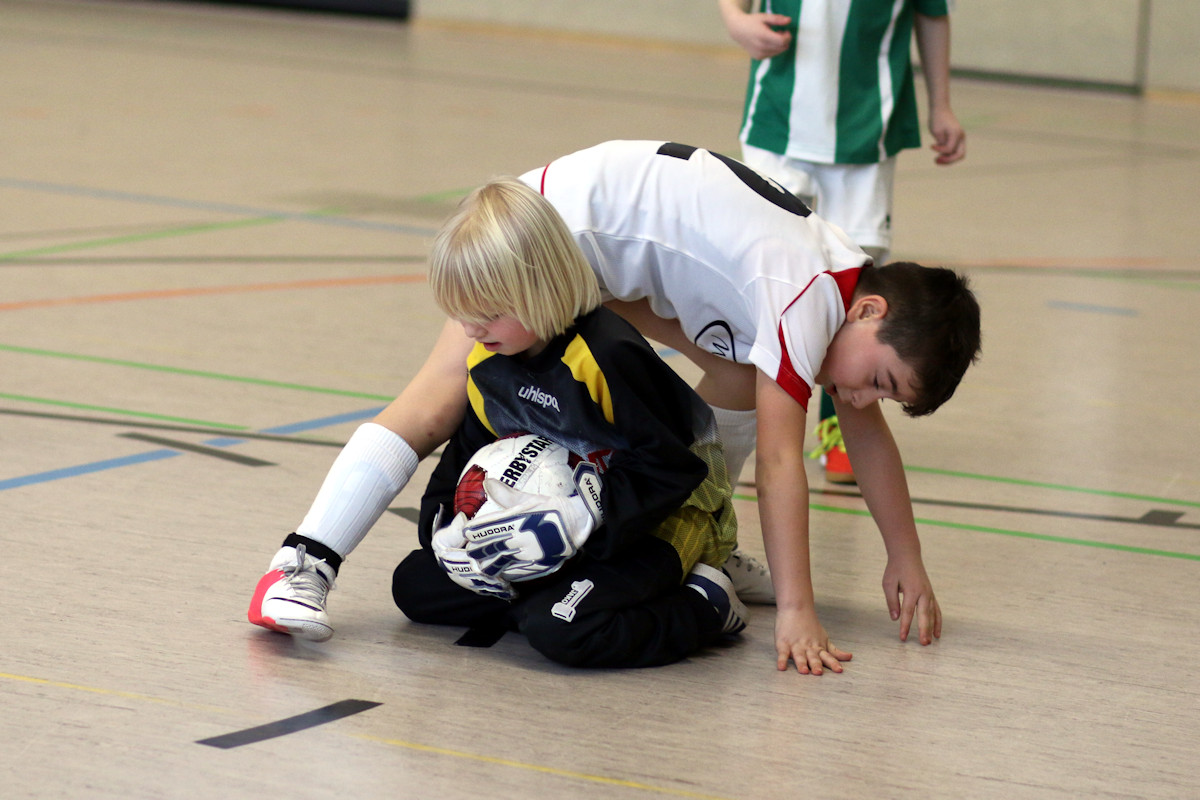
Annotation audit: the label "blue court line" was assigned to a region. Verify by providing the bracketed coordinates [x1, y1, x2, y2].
[0, 177, 437, 237]
[0, 407, 384, 492]
[261, 408, 384, 435]
[1046, 300, 1138, 316]
[0, 449, 181, 491]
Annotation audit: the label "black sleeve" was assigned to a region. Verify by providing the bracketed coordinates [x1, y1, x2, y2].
[582, 328, 709, 560]
[416, 411, 497, 549]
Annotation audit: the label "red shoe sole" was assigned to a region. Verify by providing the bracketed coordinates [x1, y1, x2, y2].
[247, 569, 289, 632]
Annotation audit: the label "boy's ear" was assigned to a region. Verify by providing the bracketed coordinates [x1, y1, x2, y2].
[849, 294, 889, 322]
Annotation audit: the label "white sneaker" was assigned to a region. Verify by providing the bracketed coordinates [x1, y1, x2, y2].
[685, 563, 749, 635]
[248, 545, 336, 642]
[723, 550, 775, 605]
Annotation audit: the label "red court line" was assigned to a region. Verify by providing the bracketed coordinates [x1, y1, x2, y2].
[0, 274, 426, 312]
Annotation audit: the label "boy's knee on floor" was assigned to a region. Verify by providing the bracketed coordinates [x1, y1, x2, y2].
[520, 598, 601, 667]
[527, 629, 588, 667]
[391, 549, 441, 622]
[391, 562, 422, 618]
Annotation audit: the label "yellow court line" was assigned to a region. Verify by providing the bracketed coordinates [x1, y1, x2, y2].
[0, 670, 229, 714]
[352, 733, 732, 800]
[1, 670, 729, 798]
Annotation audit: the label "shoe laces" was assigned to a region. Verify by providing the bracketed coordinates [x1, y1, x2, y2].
[807, 415, 844, 459]
[282, 544, 334, 602]
[727, 551, 768, 579]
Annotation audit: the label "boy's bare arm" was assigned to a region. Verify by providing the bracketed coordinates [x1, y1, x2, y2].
[717, 0, 793, 61]
[374, 318, 473, 459]
[756, 372, 852, 674]
[914, 13, 966, 165]
[835, 397, 942, 645]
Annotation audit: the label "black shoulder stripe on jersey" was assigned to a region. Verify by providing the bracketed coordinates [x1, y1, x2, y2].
[655, 141, 811, 218]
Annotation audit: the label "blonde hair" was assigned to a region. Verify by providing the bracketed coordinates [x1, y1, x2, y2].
[429, 176, 601, 342]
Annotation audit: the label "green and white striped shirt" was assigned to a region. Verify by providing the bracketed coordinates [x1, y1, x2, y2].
[740, 0, 949, 165]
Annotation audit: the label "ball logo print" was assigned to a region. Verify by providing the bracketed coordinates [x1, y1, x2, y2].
[453, 432, 582, 520]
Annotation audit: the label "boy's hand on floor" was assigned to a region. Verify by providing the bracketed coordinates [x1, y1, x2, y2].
[774, 606, 852, 675]
[883, 556, 942, 645]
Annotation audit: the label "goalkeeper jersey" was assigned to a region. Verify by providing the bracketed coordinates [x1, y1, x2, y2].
[739, 0, 950, 164]
[520, 139, 870, 413]
[420, 307, 736, 564]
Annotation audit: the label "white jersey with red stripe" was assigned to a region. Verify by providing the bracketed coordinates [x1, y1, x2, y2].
[520, 140, 870, 410]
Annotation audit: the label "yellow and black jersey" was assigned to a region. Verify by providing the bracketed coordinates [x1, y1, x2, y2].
[420, 307, 736, 566]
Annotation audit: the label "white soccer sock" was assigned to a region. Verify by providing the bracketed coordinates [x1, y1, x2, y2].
[295, 422, 419, 559]
[709, 406, 757, 487]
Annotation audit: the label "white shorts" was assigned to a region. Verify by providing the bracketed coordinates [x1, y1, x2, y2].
[741, 144, 896, 256]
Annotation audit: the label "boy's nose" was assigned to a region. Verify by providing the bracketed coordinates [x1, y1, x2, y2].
[461, 321, 486, 339]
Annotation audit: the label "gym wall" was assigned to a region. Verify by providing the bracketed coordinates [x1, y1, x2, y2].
[179, 0, 1198, 95]
[412, 0, 1197, 95]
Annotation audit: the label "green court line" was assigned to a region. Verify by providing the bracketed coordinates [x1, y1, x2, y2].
[0, 202, 361, 262]
[913, 515, 1200, 560]
[0, 216, 282, 261]
[0, 344, 394, 401]
[905, 465, 1200, 509]
[730, 492, 1199, 562]
[0, 392, 248, 430]
[1060, 270, 1200, 292]
[1105, 276, 1200, 292]
[1065, 270, 1200, 291]
[969, 265, 1200, 291]
[730, 491, 1199, 561]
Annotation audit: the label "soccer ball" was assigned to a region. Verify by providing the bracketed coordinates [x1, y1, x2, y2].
[454, 433, 582, 520]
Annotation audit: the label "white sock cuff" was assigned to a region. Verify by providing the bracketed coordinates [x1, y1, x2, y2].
[709, 406, 757, 440]
[294, 423, 420, 557]
[708, 405, 757, 486]
[349, 422, 420, 488]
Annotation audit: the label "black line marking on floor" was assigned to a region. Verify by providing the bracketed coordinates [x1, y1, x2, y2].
[197, 700, 382, 749]
[0, 407, 343, 447]
[387, 506, 421, 525]
[456, 623, 508, 648]
[118, 432, 276, 466]
[1138, 510, 1185, 526]
[812, 488, 1200, 531]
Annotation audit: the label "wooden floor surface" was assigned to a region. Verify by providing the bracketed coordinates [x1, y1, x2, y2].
[2, 1, 1198, 797]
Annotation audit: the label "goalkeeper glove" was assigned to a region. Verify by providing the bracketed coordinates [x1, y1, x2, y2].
[460, 463, 604, 581]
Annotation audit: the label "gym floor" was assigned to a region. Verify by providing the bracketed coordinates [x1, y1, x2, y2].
[2, 1, 1198, 797]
